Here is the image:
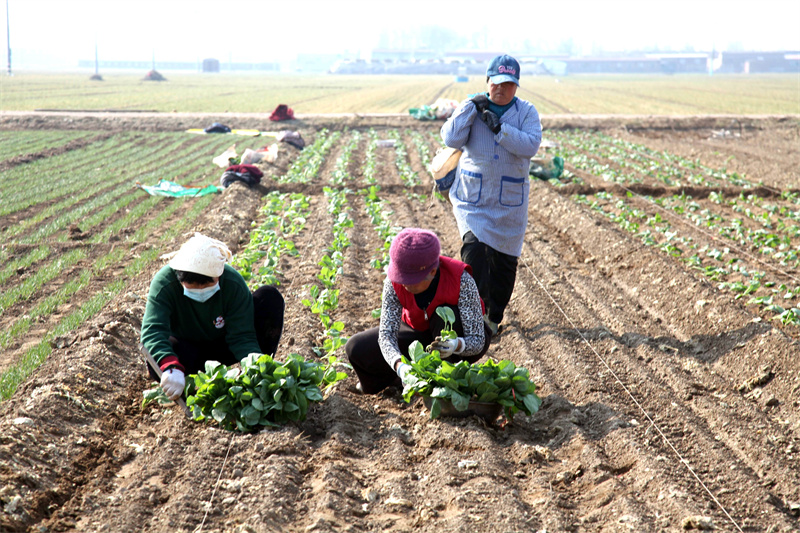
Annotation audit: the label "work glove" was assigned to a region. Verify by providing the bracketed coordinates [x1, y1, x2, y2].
[480, 110, 502, 135]
[470, 94, 490, 113]
[428, 337, 463, 358]
[396, 363, 413, 385]
[160, 368, 185, 400]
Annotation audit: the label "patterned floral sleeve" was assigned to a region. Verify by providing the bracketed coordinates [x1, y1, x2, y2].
[377, 278, 404, 371]
[458, 271, 486, 355]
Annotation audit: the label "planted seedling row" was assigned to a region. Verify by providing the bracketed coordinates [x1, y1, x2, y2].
[574, 192, 799, 327]
[657, 192, 799, 268]
[1, 133, 223, 239]
[301, 185, 353, 358]
[387, 130, 422, 190]
[278, 129, 340, 183]
[15, 142, 218, 245]
[361, 185, 400, 271]
[1, 193, 213, 347]
[360, 129, 379, 186]
[590, 130, 755, 188]
[231, 191, 310, 289]
[0, 134, 144, 213]
[329, 130, 360, 187]
[0, 130, 97, 161]
[354, 131, 401, 270]
[550, 131, 799, 267]
[708, 191, 800, 241]
[0, 131, 195, 206]
[552, 130, 755, 189]
[557, 153, 800, 266]
[0, 137, 230, 320]
[407, 129, 433, 170]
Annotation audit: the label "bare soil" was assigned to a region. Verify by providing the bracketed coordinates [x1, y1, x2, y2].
[0, 112, 798, 533]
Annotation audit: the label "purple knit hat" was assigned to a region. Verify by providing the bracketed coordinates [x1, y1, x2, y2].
[387, 228, 441, 285]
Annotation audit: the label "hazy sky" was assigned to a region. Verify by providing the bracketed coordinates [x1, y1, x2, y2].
[3, 0, 799, 69]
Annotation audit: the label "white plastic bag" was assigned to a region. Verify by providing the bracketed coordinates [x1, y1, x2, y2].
[433, 98, 459, 120]
[258, 143, 279, 163]
[212, 144, 237, 168]
[241, 148, 264, 165]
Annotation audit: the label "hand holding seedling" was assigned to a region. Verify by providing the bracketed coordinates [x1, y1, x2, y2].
[426, 307, 461, 357]
[428, 337, 462, 358]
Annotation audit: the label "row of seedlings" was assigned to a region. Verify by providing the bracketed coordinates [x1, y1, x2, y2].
[301, 130, 352, 360]
[387, 130, 426, 203]
[0, 130, 98, 161]
[278, 128, 339, 184]
[358, 130, 400, 271]
[230, 192, 311, 289]
[550, 129, 755, 188]
[573, 191, 800, 327]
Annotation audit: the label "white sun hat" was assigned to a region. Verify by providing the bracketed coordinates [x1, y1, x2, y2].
[167, 233, 232, 277]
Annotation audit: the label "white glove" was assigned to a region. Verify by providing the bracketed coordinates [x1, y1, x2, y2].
[396, 363, 413, 384]
[429, 337, 463, 358]
[160, 368, 185, 400]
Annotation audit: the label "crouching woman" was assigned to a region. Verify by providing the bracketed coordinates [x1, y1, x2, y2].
[346, 228, 492, 394]
[140, 233, 284, 400]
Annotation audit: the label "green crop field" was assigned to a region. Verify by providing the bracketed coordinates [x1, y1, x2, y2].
[1, 72, 798, 114]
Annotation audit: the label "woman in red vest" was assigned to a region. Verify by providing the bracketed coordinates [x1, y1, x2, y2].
[346, 228, 492, 394]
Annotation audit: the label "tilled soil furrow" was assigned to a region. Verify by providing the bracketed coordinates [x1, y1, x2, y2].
[519, 181, 799, 529]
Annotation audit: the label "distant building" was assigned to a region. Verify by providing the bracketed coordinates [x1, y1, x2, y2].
[715, 51, 800, 73]
[332, 49, 800, 76]
[371, 48, 438, 62]
[202, 58, 220, 73]
[295, 53, 346, 73]
[77, 59, 280, 72]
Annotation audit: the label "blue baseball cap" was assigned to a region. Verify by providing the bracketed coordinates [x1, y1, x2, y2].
[487, 55, 520, 86]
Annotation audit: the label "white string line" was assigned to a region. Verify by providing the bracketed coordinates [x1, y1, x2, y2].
[197, 191, 320, 532]
[195, 432, 235, 533]
[518, 253, 744, 533]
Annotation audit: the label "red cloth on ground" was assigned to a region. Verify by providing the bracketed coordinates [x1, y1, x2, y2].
[224, 164, 263, 179]
[269, 104, 295, 121]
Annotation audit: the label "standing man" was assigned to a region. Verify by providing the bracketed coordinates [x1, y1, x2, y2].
[140, 233, 284, 400]
[441, 54, 542, 337]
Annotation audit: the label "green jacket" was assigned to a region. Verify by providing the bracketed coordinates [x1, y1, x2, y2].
[141, 264, 261, 369]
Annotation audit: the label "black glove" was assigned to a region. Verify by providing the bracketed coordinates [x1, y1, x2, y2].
[480, 110, 502, 134]
[470, 94, 490, 113]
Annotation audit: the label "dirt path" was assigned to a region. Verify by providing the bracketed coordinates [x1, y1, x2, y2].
[0, 114, 798, 533]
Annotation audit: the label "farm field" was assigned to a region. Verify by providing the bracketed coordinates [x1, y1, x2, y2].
[1, 72, 799, 114]
[0, 111, 799, 533]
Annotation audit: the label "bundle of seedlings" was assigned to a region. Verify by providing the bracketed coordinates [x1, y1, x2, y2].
[401, 308, 542, 421]
[144, 353, 347, 432]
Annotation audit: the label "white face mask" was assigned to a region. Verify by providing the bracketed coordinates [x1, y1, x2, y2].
[183, 283, 220, 303]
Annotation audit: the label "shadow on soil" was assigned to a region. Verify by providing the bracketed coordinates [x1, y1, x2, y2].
[510, 319, 771, 364]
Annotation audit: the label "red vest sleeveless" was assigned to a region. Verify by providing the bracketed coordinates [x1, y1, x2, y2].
[392, 256, 484, 331]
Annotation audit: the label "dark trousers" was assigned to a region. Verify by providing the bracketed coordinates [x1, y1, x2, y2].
[346, 305, 492, 394]
[146, 285, 284, 378]
[460, 231, 519, 325]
